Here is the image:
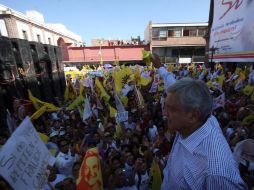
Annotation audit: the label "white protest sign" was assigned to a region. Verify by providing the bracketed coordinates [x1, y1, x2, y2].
[115, 111, 128, 124]
[0, 117, 55, 190]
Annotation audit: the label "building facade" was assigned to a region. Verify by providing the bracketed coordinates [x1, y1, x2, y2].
[0, 4, 83, 47]
[144, 21, 208, 64]
[64, 44, 150, 66]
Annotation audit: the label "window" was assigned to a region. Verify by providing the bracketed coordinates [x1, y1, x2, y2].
[189, 29, 197, 37]
[37, 34, 41, 43]
[168, 28, 182, 37]
[152, 28, 167, 40]
[22, 30, 28, 40]
[159, 30, 167, 38]
[168, 30, 174, 37]
[152, 28, 159, 38]
[183, 29, 189, 36]
[48, 38, 51, 45]
[198, 28, 207, 36]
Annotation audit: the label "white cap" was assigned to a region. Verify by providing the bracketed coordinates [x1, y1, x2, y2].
[51, 113, 60, 120]
[49, 131, 59, 138]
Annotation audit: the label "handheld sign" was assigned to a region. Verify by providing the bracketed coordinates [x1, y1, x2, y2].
[115, 111, 128, 124]
[0, 117, 55, 190]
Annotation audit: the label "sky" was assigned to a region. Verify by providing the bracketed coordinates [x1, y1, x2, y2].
[1, 0, 211, 45]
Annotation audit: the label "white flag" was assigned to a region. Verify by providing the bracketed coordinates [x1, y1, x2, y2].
[248, 70, 254, 85]
[149, 74, 160, 93]
[120, 84, 134, 96]
[95, 94, 103, 110]
[114, 91, 125, 112]
[83, 96, 92, 121]
[6, 109, 17, 134]
[213, 93, 225, 110]
[212, 82, 223, 93]
[234, 80, 244, 91]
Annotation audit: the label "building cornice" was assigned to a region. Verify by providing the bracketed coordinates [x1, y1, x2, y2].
[152, 22, 208, 28]
[0, 4, 83, 43]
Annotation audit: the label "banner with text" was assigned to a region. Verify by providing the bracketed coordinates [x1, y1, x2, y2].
[0, 117, 55, 190]
[209, 0, 254, 62]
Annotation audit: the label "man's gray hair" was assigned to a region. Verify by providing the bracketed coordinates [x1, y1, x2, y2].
[167, 78, 212, 121]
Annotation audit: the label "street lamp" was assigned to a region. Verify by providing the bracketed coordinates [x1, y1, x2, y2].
[98, 39, 103, 65]
[209, 46, 219, 71]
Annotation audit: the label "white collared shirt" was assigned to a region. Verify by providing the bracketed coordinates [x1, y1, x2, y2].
[55, 151, 78, 178]
[161, 116, 246, 190]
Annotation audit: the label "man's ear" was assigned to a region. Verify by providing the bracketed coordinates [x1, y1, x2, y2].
[188, 107, 201, 125]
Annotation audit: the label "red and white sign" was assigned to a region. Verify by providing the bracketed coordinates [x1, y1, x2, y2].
[210, 0, 254, 62]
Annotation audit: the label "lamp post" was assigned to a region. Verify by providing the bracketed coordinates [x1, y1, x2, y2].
[98, 39, 103, 66]
[209, 46, 219, 71]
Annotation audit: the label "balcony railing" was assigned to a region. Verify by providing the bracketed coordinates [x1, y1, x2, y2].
[159, 56, 205, 64]
[192, 56, 205, 63]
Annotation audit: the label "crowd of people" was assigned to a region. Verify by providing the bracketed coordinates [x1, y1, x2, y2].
[0, 56, 254, 189]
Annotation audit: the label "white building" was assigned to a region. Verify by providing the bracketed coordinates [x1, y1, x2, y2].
[0, 4, 83, 47]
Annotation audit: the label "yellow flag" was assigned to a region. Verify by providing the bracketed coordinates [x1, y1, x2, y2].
[44, 103, 60, 112]
[142, 50, 152, 66]
[239, 71, 246, 81]
[38, 132, 49, 143]
[64, 82, 77, 102]
[120, 96, 128, 107]
[49, 149, 58, 157]
[215, 74, 225, 87]
[95, 78, 110, 102]
[235, 67, 242, 75]
[30, 106, 47, 120]
[68, 95, 85, 110]
[113, 67, 134, 95]
[64, 84, 69, 102]
[135, 66, 152, 86]
[29, 90, 60, 120]
[241, 114, 254, 125]
[79, 80, 84, 95]
[137, 88, 145, 107]
[76, 147, 103, 190]
[242, 85, 254, 96]
[115, 124, 123, 138]
[109, 105, 117, 118]
[149, 161, 162, 190]
[251, 91, 254, 102]
[206, 80, 213, 88]
[167, 64, 174, 72]
[28, 90, 44, 110]
[158, 85, 164, 92]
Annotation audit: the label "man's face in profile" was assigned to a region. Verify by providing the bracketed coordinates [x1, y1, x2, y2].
[84, 156, 99, 186]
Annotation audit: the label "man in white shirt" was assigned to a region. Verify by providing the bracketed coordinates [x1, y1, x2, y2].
[55, 139, 78, 178]
[161, 78, 246, 189]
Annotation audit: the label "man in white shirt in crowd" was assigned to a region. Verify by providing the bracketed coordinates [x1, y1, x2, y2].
[55, 139, 78, 178]
[161, 78, 246, 189]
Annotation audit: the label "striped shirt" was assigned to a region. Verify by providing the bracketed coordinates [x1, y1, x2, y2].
[161, 115, 247, 190]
